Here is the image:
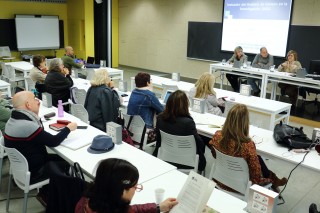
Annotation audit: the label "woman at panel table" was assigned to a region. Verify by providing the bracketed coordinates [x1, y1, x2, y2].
[226, 46, 248, 92]
[84, 69, 121, 132]
[277, 50, 302, 107]
[127, 72, 164, 143]
[209, 104, 287, 193]
[75, 158, 178, 213]
[29, 54, 48, 83]
[189, 72, 223, 116]
[154, 90, 206, 172]
[44, 58, 73, 112]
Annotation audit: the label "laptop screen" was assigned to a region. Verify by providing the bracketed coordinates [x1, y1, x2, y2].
[163, 90, 173, 104]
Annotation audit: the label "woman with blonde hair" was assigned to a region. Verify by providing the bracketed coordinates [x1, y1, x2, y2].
[189, 72, 223, 116]
[278, 50, 302, 107]
[84, 68, 120, 131]
[209, 104, 287, 193]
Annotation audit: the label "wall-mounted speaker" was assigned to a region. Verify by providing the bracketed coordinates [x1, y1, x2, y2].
[95, 0, 103, 4]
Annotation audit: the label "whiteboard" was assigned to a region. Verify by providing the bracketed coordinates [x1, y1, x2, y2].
[15, 15, 60, 51]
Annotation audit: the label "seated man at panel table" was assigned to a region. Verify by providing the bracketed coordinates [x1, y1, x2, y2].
[61, 46, 83, 75]
[249, 47, 274, 96]
[3, 91, 77, 185]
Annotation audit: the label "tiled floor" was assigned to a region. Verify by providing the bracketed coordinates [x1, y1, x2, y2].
[0, 65, 319, 213]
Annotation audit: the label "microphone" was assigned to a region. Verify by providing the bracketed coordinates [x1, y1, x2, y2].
[44, 112, 56, 120]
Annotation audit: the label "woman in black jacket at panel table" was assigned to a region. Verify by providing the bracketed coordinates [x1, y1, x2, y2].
[44, 58, 73, 112]
[154, 90, 206, 172]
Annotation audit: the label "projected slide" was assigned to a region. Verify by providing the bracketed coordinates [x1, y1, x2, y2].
[221, 0, 293, 57]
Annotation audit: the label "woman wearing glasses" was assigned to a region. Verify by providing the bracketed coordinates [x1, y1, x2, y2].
[75, 158, 178, 213]
[277, 50, 302, 107]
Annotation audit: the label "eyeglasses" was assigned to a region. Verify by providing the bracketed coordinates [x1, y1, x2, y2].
[135, 184, 143, 192]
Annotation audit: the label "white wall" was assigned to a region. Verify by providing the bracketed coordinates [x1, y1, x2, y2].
[119, 0, 320, 79]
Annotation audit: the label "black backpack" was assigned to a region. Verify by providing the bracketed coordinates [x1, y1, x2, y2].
[273, 121, 313, 149]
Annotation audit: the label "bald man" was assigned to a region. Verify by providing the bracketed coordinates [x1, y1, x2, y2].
[4, 91, 77, 184]
[249, 47, 274, 96]
[61, 46, 83, 74]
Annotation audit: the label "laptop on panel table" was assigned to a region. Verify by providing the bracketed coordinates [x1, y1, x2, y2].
[159, 90, 173, 106]
[296, 68, 308, 78]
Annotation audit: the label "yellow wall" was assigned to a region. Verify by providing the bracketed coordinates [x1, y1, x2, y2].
[0, 0, 68, 59]
[112, 0, 119, 67]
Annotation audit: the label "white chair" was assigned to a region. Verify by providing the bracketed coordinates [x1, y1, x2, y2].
[70, 104, 89, 123]
[223, 99, 237, 117]
[24, 76, 35, 91]
[158, 130, 199, 173]
[3, 145, 49, 213]
[123, 114, 151, 150]
[209, 148, 252, 201]
[70, 87, 87, 105]
[0, 134, 8, 191]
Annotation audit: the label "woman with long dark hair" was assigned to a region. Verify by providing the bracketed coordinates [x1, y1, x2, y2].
[154, 90, 206, 172]
[75, 158, 178, 213]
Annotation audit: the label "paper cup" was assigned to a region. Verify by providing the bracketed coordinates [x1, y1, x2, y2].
[154, 188, 165, 204]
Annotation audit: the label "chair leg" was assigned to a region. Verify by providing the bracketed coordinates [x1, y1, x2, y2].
[22, 193, 28, 213]
[6, 174, 12, 212]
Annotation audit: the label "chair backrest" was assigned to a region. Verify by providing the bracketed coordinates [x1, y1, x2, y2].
[75, 89, 87, 105]
[1, 62, 9, 80]
[86, 69, 95, 80]
[123, 114, 146, 147]
[5, 65, 16, 80]
[24, 76, 35, 91]
[0, 46, 11, 58]
[161, 84, 178, 100]
[3, 145, 31, 190]
[70, 104, 89, 123]
[158, 130, 198, 171]
[209, 148, 250, 196]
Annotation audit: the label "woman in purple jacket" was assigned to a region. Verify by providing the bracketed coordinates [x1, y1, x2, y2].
[75, 158, 178, 213]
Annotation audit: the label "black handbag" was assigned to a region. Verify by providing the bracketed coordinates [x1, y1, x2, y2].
[273, 121, 313, 149]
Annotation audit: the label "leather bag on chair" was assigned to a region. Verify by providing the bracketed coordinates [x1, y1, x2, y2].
[273, 121, 313, 149]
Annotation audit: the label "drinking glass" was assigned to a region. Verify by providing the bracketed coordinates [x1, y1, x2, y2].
[222, 59, 226, 65]
[246, 61, 251, 68]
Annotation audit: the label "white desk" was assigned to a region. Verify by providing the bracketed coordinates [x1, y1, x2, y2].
[84, 67, 124, 80]
[0, 80, 11, 97]
[266, 71, 320, 100]
[150, 75, 291, 130]
[210, 63, 270, 98]
[191, 111, 320, 173]
[39, 106, 176, 183]
[132, 170, 247, 213]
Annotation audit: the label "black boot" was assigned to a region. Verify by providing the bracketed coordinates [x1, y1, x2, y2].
[309, 203, 319, 213]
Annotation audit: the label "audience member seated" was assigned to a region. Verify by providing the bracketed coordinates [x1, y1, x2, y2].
[0, 93, 11, 133]
[29, 54, 48, 83]
[75, 158, 178, 213]
[84, 69, 121, 132]
[127, 72, 164, 142]
[45, 58, 74, 112]
[189, 72, 223, 116]
[3, 91, 77, 204]
[226, 46, 248, 92]
[249, 47, 274, 96]
[209, 104, 287, 193]
[61, 46, 83, 75]
[277, 50, 302, 107]
[154, 90, 206, 172]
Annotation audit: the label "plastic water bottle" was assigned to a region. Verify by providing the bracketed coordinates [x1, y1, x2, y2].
[57, 100, 64, 117]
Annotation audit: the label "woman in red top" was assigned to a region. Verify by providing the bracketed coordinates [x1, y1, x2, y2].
[75, 158, 178, 213]
[209, 104, 287, 192]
